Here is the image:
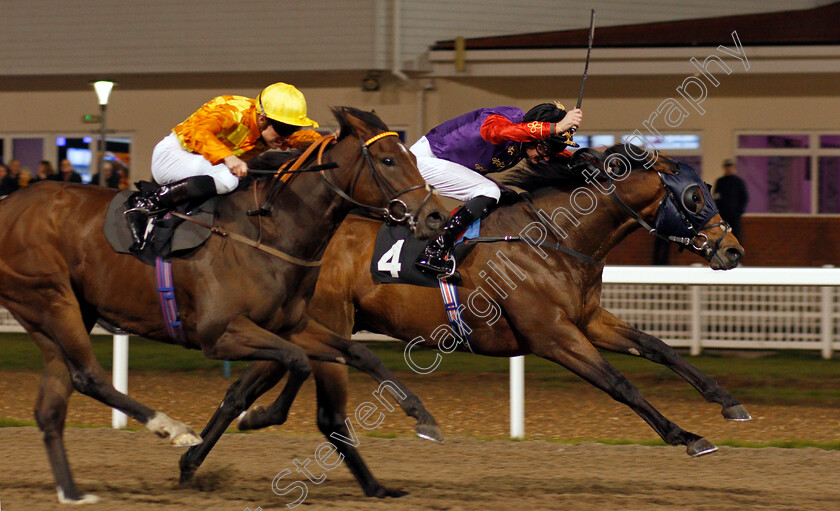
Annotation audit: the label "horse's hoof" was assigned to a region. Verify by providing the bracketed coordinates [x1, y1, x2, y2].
[171, 430, 203, 447]
[57, 488, 101, 505]
[686, 437, 717, 457]
[178, 469, 196, 485]
[722, 404, 752, 421]
[237, 406, 265, 431]
[368, 486, 409, 498]
[415, 423, 443, 443]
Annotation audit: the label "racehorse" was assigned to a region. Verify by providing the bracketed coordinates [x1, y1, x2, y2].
[178, 144, 750, 499]
[0, 107, 450, 504]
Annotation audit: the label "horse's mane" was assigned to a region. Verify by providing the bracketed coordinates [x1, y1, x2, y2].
[502, 144, 648, 193]
[332, 106, 389, 140]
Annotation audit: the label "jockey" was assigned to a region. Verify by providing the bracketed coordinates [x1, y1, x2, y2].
[125, 82, 321, 252]
[411, 102, 582, 277]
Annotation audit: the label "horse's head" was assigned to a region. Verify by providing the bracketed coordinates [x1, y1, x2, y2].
[322, 107, 446, 239]
[580, 144, 744, 270]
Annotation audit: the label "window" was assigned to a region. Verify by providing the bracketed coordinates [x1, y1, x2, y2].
[1, 133, 132, 184]
[573, 132, 703, 174]
[736, 132, 840, 214]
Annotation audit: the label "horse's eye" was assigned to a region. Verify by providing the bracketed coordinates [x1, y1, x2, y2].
[381, 157, 396, 167]
[681, 184, 705, 214]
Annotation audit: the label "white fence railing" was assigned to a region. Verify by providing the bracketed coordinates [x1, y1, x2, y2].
[599, 265, 840, 358]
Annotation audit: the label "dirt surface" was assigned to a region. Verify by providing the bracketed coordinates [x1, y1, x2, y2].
[1, 370, 840, 510]
[3, 430, 840, 511]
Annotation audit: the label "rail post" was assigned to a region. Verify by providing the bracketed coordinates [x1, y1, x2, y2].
[510, 356, 525, 439]
[111, 334, 129, 429]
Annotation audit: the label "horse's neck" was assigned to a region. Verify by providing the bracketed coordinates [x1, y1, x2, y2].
[217, 171, 349, 260]
[491, 181, 654, 261]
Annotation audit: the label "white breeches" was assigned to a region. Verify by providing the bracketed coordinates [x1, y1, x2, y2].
[151, 133, 239, 194]
[409, 136, 501, 202]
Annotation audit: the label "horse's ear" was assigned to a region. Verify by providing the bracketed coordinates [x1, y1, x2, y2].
[345, 113, 375, 140]
[332, 106, 376, 141]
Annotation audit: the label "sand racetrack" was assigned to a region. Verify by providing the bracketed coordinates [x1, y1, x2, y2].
[2, 428, 840, 511]
[1, 369, 839, 510]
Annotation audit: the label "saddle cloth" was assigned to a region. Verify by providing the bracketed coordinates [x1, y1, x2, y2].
[103, 187, 219, 266]
[369, 219, 480, 288]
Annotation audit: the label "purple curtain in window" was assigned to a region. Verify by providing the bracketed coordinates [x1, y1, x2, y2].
[740, 156, 811, 213]
[819, 157, 840, 213]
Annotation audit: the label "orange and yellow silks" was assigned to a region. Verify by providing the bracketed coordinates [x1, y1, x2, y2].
[172, 95, 320, 165]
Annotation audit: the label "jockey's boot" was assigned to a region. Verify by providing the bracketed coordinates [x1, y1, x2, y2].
[416, 195, 498, 280]
[125, 175, 217, 253]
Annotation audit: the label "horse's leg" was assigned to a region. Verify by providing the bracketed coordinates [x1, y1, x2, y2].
[584, 308, 751, 421]
[29, 302, 202, 447]
[31, 332, 100, 504]
[313, 361, 407, 498]
[522, 321, 717, 456]
[179, 361, 286, 484]
[238, 318, 442, 443]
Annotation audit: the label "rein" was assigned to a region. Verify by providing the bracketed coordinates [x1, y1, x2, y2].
[460, 194, 603, 265]
[170, 211, 322, 267]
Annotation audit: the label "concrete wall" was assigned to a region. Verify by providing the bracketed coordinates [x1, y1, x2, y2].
[1, 70, 837, 184]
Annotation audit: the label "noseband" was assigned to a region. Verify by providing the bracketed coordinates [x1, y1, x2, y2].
[319, 131, 436, 230]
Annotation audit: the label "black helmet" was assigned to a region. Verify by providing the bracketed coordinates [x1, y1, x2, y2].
[523, 102, 576, 154]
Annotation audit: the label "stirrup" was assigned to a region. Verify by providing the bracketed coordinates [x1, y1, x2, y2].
[416, 252, 457, 278]
[436, 257, 458, 280]
[128, 216, 156, 254]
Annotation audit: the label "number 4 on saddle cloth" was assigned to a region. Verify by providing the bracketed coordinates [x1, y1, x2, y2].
[103, 182, 219, 267]
[371, 219, 481, 288]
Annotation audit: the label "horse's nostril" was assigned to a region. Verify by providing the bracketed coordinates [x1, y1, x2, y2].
[425, 211, 445, 230]
[726, 247, 744, 263]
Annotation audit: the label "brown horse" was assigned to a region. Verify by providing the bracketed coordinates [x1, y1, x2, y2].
[0, 107, 450, 504]
[179, 144, 749, 500]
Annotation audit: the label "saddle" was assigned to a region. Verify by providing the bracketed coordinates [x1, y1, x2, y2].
[104, 183, 219, 266]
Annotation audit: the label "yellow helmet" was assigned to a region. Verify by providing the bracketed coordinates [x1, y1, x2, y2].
[256, 82, 319, 128]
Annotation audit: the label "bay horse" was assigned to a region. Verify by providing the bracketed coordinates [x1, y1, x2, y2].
[179, 144, 750, 499]
[0, 107, 450, 504]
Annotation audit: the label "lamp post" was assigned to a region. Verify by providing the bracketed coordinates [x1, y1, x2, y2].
[91, 80, 115, 187]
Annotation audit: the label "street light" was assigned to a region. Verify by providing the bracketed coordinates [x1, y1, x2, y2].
[90, 80, 115, 187]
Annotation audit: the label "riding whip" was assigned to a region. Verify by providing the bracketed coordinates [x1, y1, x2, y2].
[569, 9, 595, 137]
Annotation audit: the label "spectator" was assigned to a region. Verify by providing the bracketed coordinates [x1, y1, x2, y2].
[2, 159, 22, 195]
[713, 158, 749, 241]
[57, 159, 83, 183]
[0, 163, 10, 196]
[35, 160, 58, 182]
[115, 161, 131, 190]
[18, 168, 33, 188]
[90, 161, 121, 188]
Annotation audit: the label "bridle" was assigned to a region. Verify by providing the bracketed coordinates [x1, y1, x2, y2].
[579, 154, 731, 264]
[255, 131, 435, 231]
[318, 131, 437, 230]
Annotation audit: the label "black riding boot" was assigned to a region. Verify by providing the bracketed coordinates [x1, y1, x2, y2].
[416, 195, 498, 279]
[125, 175, 217, 253]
